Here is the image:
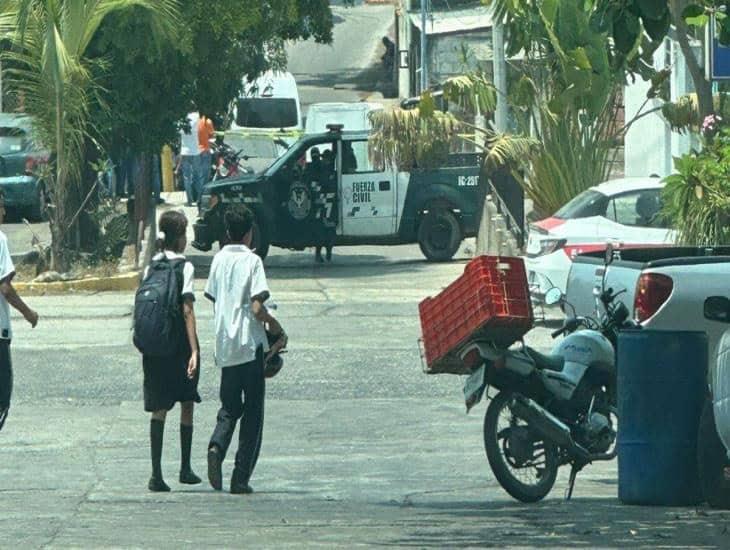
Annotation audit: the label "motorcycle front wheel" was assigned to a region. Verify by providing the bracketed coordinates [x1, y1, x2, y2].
[484, 392, 560, 503]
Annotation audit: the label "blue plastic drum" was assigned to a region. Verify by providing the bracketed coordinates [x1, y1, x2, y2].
[617, 330, 707, 506]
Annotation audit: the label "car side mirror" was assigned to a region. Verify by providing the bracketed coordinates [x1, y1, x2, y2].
[704, 296, 730, 323]
[544, 287, 564, 306]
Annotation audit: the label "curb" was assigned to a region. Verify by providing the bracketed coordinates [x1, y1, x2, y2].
[15, 271, 140, 296]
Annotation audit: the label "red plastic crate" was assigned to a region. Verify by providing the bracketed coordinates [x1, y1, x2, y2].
[419, 256, 534, 374]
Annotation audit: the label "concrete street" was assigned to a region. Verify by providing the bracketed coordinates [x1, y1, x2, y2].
[1, 240, 729, 548]
[0, 3, 728, 548]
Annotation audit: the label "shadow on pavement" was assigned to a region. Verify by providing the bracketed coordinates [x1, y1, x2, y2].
[378, 497, 730, 548]
[188, 252, 469, 280]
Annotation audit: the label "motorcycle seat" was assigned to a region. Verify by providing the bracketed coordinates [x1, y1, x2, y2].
[525, 346, 564, 372]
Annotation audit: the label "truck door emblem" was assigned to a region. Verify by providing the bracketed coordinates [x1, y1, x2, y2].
[287, 182, 312, 221]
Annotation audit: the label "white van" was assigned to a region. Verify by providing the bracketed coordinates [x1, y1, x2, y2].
[230, 70, 303, 133]
[304, 102, 383, 135]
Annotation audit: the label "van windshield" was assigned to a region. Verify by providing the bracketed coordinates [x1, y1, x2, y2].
[236, 98, 298, 129]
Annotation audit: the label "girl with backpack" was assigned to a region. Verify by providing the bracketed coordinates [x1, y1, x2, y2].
[136, 210, 201, 492]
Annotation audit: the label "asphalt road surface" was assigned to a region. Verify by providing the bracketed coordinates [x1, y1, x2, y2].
[1, 243, 729, 548]
[286, 1, 395, 109]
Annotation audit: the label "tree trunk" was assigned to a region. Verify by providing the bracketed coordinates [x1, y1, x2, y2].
[671, 0, 714, 119]
[51, 88, 69, 273]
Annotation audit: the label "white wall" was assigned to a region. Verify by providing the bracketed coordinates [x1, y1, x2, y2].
[624, 42, 673, 177]
[624, 39, 699, 178]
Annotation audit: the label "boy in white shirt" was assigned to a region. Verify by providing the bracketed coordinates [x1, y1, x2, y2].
[0, 189, 39, 432]
[205, 205, 282, 494]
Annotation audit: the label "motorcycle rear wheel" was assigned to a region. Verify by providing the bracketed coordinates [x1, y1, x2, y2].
[484, 392, 559, 503]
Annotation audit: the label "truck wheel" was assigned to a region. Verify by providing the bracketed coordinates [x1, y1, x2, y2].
[698, 398, 730, 509]
[251, 219, 270, 260]
[418, 209, 462, 262]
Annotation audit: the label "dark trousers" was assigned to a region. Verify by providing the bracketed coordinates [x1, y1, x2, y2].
[0, 340, 12, 433]
[209, 349, 265, 483]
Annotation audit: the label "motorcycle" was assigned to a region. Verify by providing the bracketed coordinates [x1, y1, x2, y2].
[459, 244, 637, 502]
[210, 140, 255, 181]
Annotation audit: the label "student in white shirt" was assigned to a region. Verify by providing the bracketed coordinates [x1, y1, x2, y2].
[141, 210, 201, 492]
[0, 189, 39, 433]
[205, 205, 283, 494]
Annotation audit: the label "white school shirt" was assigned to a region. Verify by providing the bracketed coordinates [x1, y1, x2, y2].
[204, 244, 270, 368]
[144, 251, 195, 302]
[179, 111, 201, 157]
[0, 231, 15, 340]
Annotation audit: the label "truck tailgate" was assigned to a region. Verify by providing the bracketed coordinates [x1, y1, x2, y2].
[642, 260, 730, 374]
[566, 256, 643, 318]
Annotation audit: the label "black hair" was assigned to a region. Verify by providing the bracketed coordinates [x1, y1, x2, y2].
[157, 210, 188, 252]
[225, 204, 255, 242]
[0, 188, 5, 201]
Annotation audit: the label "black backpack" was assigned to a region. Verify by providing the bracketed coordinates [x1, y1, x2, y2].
[133, 258, 185, 356]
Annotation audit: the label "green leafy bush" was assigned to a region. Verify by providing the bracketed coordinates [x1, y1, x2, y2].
[663, 119, 730, 245]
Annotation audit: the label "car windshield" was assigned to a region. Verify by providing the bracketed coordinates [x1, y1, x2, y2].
[554, 189, 609, 219]
[0, 126, 29, 155]
[236, 98, 298, 129]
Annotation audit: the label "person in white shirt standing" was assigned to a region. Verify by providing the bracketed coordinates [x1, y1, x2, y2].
[0, 189, 39, 433]
[205, 204, 282, 494]
[180, 110, 201, 206]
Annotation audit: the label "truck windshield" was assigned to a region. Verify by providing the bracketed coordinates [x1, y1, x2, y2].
[264, 144, 301, 177]
[236, 98, 298, 129]
[554, 189, 609, 219]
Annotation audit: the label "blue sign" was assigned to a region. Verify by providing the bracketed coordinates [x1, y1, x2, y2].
[710, 17, 730, 80]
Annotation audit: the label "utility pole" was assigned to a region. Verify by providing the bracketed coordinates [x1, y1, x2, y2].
[492, 18, 508, 132]
[420, 0, 428, 92]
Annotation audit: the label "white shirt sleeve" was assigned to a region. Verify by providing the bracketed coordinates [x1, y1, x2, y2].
[182, 261, 195, 300]
[250, 256, 270, 301]
[204, 256, 217, 302]
[0, 236, 15, 283]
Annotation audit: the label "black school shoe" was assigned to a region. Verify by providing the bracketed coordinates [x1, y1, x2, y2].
[207, 447, 223, 491]
[148, 476, 171, 492]
[180, 468, 202, 485]
[230, 468, 254, 494]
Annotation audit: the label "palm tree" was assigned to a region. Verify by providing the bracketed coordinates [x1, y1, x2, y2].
[0, 0, 178, 270]
[369, 74, 536, 175]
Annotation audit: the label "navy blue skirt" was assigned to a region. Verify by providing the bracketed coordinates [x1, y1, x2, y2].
[142, 350, 201, 412]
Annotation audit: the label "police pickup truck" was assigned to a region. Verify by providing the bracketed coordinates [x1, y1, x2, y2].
[191, 127, 485, 261]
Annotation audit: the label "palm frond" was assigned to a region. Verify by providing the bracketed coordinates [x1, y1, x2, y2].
[442, 73, 498, 115]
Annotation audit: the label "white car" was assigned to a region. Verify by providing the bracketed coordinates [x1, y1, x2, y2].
[525, 177, 673, 296]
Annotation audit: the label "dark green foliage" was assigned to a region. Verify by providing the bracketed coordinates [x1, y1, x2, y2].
[87, 0, 335, 159]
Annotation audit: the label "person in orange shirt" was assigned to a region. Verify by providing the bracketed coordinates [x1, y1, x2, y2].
[197, 114, 216, 196]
